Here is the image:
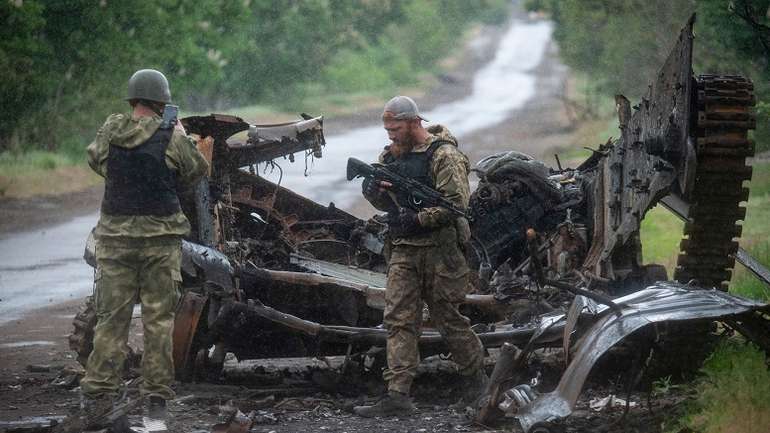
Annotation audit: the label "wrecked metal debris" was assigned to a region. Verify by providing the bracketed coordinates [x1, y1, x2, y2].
[514, 283, 769, 432]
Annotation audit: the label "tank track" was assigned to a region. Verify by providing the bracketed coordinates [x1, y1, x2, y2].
[674, 75, 756, 290]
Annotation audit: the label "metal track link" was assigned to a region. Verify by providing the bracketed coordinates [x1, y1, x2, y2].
[674, 75, 756, 290]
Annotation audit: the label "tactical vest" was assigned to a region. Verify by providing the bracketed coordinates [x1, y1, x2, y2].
[382, 140, 450, 207]
[101, 125, 181, 216]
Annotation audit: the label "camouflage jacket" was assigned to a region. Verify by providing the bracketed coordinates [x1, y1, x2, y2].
[368, 124, 471, 247]
[87, 113, 209, 239]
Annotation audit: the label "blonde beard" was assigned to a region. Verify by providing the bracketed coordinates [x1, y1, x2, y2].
[389, 140, 414, 158]
[389, 125, 418, 158]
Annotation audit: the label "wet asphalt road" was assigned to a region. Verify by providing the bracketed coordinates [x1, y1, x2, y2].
[0, 214, 97, 324]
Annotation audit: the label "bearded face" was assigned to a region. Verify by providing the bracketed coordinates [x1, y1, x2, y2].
[383, 118, 419, 158]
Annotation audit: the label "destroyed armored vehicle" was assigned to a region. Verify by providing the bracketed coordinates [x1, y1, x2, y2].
[70, 16, 770, 432]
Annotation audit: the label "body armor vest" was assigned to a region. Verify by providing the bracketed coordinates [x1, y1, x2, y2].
[101, 125, 181, 216]
[383, 140, 451, 239]
[382, 140, 450, 207]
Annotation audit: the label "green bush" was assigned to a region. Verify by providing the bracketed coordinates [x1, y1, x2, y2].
[390, 1, 454, 68]
[322, 44, 414, 94]
[527, 0, 770, 117]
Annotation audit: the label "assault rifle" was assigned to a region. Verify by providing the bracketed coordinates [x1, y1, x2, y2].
[347, 157, 493, 289]
[346, 157, 470, 220]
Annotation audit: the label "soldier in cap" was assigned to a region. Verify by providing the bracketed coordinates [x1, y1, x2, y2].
[78, 69, 208, 429]
[354, 96, 487, 417]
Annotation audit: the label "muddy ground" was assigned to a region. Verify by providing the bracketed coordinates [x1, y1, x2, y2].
[0, 8, 691, 433]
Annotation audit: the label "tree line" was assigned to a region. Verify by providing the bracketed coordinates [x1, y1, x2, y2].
[1, 0, 507, 154]
[525, 0, 770, 151]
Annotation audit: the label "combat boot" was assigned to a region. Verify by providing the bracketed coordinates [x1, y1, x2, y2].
[55, 394, 117, 433]
[82, 394, 115, 421]
[353, 391, 416, 418]
[452, 369, 490, 409]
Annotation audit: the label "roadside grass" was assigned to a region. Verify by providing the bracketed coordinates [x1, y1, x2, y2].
[640, 206, 683, 273]
[670, 340, 770, 433]
[0, 151, 101, 198]
[731, 241, 770, 301]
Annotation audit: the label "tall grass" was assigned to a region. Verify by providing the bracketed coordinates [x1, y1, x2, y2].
[0, 150, 79, 175]
[0, 135, 97, 198]
[731, 241, 770, 302]
[676, 341, 770, 433]
[640, 206, 683, 272]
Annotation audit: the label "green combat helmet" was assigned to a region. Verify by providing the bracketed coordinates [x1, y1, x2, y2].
[126, 69, 171, 103]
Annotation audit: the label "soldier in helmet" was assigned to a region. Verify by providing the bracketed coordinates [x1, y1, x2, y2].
[353, 96, 487, 417]
[79, 69, 208, 428]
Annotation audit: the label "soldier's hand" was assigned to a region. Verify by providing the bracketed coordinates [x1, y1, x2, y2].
[397, 208, 421, 233]
[362, 178, 379, 198]
[363, 179, 392, 197]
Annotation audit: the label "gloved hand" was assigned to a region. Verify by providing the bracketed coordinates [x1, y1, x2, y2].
[398, 208, 421, 233]
[362, 177, 379, 198]
[389, 208, 421, 237]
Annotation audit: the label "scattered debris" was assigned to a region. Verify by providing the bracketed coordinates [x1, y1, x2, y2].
[211, 408, 252, 433]
[589, 395, 637, 412]
[25, 364, 52, 373]
[50, 366, 83, 389]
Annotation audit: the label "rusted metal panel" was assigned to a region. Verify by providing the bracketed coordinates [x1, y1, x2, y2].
[172, 291, 208, 378]
[181, 113, 325, 172]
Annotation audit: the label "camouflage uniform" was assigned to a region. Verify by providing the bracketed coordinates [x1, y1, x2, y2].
[80, 113, 208, 400]
[367, 125, 484, 395]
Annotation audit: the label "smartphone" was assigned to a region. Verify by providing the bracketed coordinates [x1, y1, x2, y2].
[161, 104, 179, 130]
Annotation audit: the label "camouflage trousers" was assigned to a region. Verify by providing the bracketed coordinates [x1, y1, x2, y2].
[80, 236, 182, 400]
[383, 244, 484, 395]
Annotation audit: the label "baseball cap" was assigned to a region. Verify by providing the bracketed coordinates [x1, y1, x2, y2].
[382, 95, 428, 122]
